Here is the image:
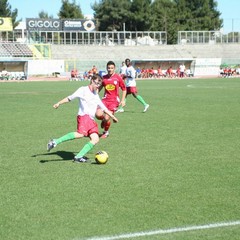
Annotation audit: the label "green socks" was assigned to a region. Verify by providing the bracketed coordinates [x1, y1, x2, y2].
[55, 132, 76, 145]
[76, 142, 94, 158]
[54, 133, 94, 158]
[136, 95, 147, 106]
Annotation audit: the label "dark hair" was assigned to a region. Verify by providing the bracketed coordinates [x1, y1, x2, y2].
[106, 61, 115, 67]
[125, 58, 131, 63]
[91, 73, 102, 83]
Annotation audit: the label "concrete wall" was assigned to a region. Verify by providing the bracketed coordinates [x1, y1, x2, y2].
[28, 59, 64, 76]
[26, 44, 240, 76]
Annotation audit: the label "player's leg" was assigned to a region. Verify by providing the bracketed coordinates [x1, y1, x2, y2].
[100, 102, 116, 138]
[95, 108, 105, 128]
[100, 113, 111, 138]
[132, 91, 150, 112]
[95, 108, 104, 121]
[74, 118, 99, 163]
[47, 132, 82, 151]
[74, 133, 99, 162]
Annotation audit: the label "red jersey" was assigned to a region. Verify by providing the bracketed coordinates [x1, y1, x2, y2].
[102, 73, 126, 103]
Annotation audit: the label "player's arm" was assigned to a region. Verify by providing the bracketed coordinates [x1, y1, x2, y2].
[53, 97, 70, 109]
[120, 89, 126, 107]
[53, 88, 81, 109]
[119, 77, 127, 107]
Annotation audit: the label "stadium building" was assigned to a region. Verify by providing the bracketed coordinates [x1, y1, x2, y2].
[1, 17, 240, 80]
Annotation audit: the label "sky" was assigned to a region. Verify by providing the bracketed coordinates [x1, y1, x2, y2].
[7, 0, 240, 33]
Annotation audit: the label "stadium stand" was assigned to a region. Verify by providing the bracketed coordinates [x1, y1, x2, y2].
[0, 44, 11, 57]
[0, 43, 33, 57]
[49, 44, 240, 61]
[50, 45, 193, 61]
[1, 28, 240, 78]
[48, 43, 240, 72]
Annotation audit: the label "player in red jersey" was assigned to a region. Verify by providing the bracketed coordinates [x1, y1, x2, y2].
[95, 61, 126, 138]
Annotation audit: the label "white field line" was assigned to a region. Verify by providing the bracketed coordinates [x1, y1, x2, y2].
[77, 220, 240, 240]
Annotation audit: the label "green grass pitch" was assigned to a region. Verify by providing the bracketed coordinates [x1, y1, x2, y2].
[0, 78, 240, 240]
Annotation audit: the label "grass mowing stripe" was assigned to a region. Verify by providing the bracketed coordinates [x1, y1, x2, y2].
[79, 220, 240, 240]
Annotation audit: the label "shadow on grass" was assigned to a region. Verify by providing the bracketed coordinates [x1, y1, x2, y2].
[32, 151, 75, 163]
[32, 151, 106, 165]
[115, 109, 150, 114]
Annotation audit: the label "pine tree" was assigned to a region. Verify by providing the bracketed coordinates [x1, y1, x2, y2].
[58, 0, 84, 19]
[0, 0, 19, 28]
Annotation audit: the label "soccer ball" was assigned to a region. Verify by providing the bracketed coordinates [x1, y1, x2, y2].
[95, 151, 109, 164]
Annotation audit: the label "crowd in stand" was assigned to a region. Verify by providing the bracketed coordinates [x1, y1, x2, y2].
[219, 67, 240, 78]
[70, 65, 101, 81]
[70, 63, 194, 81]
[135, 64, 194, 79]
[0, 68, 26, 80]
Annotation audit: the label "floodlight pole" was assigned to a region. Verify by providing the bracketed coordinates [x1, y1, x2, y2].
[123, 22, 126, 42]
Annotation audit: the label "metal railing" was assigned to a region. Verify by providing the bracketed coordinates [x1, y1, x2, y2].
[178, 31, 240, 44]
[2, 30, 167, 46]
[2, 29, 240, 46]
[27, 31, 167, 45]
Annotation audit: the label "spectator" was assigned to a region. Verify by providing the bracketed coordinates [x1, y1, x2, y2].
[1, 68, 9, 80]
[179, 63, 186, 78]
[141, 68, 147, 78]
[157, 66, 165, 78]
[120, 61, 127, 75]
[71, 69, 78, 78]
[166, 66, 174, 78]
[186, 69, 194, 77]
[92, 65, 98, 74]
[136, 67, 141, 78]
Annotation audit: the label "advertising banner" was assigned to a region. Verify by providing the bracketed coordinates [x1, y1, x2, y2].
[62, 19, 96, 31]
[26, 18, 62, 31]
[0, 17, 13, 31]
[26, 18, 96, 32]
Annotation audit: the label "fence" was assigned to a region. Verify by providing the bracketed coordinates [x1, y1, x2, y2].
[1, 30, 167, 46]
[178, 31, 240, 44]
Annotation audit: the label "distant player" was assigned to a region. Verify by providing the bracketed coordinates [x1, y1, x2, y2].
[95, 61, 126, 138]
[118, 58, 149, 113]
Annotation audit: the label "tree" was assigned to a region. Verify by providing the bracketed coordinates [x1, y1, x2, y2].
[128, 0, 152, 31]
[150, 0, 178, 44]
[150, 0, 223, 43]
[38, 11, 54, 19]
[0, 0, 20, 28]
[92, 0, 131, 31]
[58, 0, 84, 19]
[174, 0, 223, 31]
[92, 0, 223, 44]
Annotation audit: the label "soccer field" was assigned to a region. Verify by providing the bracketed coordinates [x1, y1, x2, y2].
[0, 78, 240, 240]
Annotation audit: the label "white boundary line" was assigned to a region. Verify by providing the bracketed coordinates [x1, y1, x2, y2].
[77, 220, 240, 240]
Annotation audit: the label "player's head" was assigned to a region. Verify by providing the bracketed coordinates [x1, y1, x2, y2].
[106, 61, 116, 76]
[91, 73, 102, 89]
[125, 58, 131, 66]
[106, 61, 115, 67]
